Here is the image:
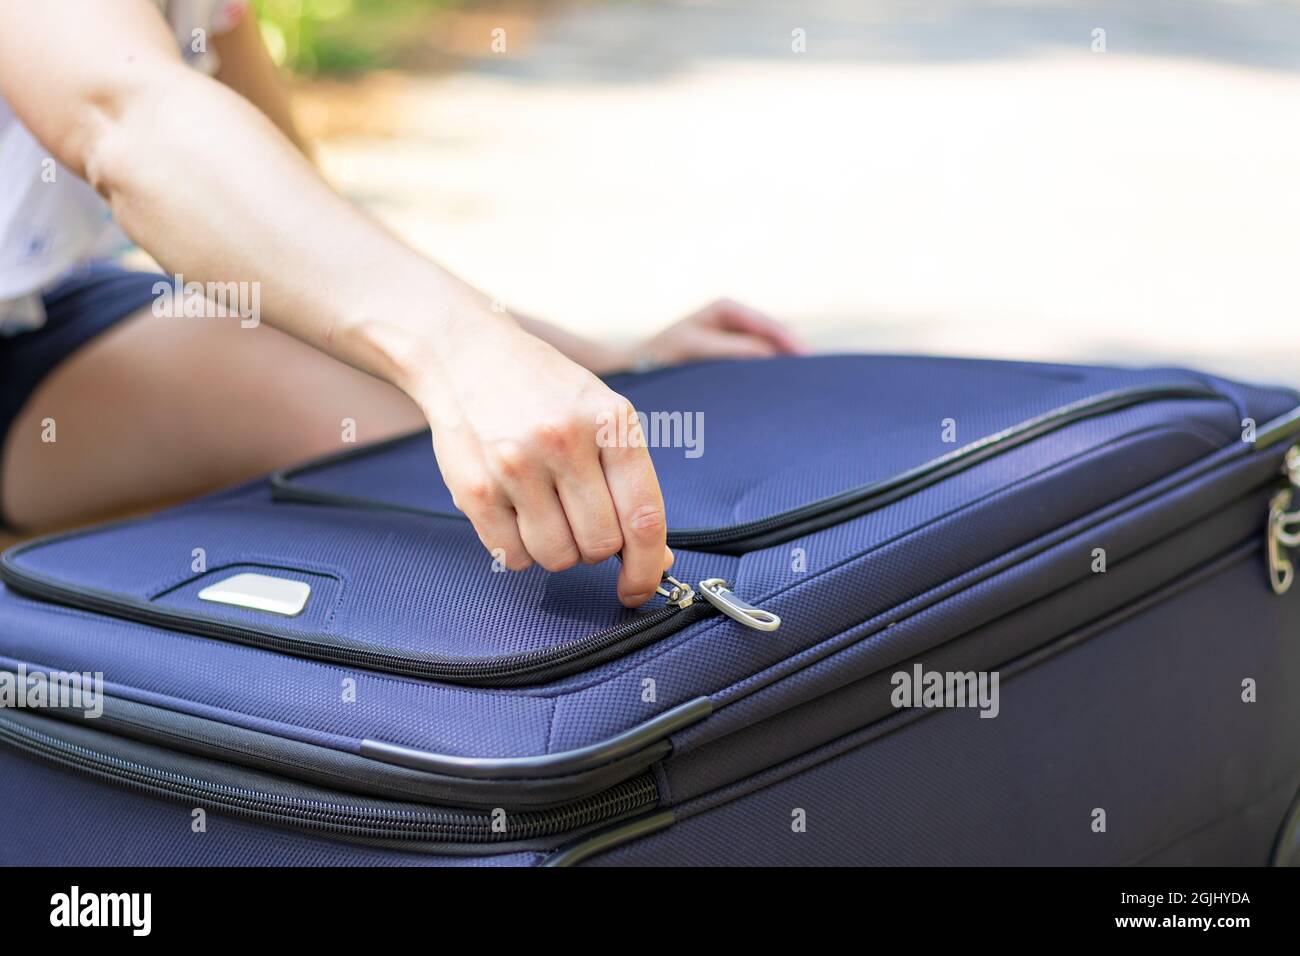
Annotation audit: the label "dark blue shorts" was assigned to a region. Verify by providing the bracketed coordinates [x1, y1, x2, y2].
[0, 261, 164, 522]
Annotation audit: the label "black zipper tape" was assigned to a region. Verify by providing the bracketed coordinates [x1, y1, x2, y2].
[0, 384, 1232, 687]
[272, 384, 1230, 553]
[0, 707, 659, 849]
[0, 555, 716, 687]
[10, 684, 709, 804]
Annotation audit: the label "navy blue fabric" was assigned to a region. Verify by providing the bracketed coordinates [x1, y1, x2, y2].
[0, 261, 163, 524]
[0, 748, 539, 866]
[2, 360, 1269, 668]
[7, 485, 740, 662]
[278, 355, 1299, 531]
[0, 418, 1238, 757]
[0, 421, 1269, 765]
[3, 552, 1294, 866]
[0, 356, 1294, 767]
[0, 353, 1296, 865]
[586, 555, 1300, 866]
[547, 431, 1287, 751]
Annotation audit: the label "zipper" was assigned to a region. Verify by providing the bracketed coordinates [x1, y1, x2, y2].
[698, 578, 782, 631]
[270, 384, 1229, 554]
[0, 383, 1230, 685]
[0, 711, 658, 845]
[1266, 445, 1300, 595]
[667, 385, 1228, 552]
[0, 558, 777, 686]
[652, 572, 777, 630]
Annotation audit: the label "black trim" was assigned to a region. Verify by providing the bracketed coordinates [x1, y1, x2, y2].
[3, 386, 1281, 689]
[359, 696, 713, 779]
[14, 685, 700, 805]
[0, 706, 660, 851]
[543, 810, 676, 867]
[271, 384, 1233, 554]
[0, 548, 716, 686]
[1271, 786, 1300, 866]
[662, 537, 1280, 849]
[1257, 405, 1300, 451]
[271, 429, 432, 511]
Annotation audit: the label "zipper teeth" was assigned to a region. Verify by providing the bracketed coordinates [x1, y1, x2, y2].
[666, 385, 1227, 551]
[272, 385, 1227, 552]
[0, 563, 712, 685]
[0, 384, 1225, 686]
[0, 716, 658, 843]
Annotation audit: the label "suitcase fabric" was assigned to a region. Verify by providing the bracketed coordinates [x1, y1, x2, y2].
[1, 354, 1298, 866]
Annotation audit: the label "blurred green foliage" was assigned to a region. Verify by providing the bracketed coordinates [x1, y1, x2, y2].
[253, 0, 458, 75]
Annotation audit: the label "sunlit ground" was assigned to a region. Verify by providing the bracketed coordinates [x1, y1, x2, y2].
[299, 0, 1299, 387]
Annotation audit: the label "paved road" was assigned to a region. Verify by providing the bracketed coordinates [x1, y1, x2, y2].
[314, 0, 1298, 384]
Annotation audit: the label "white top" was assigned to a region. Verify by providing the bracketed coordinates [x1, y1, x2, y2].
[0, 0, 248, 336]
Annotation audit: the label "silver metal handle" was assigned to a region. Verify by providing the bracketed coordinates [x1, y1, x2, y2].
[698, 578, 782, 631]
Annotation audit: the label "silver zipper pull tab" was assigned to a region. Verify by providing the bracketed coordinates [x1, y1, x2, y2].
[1265, 445, 1300, 596]
[1268, 490, 1296, 595]
[698, 578, 781, 631]
[656, 573, 695, 609]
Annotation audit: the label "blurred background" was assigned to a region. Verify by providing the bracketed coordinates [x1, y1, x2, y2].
[256, 0, 1299, 385]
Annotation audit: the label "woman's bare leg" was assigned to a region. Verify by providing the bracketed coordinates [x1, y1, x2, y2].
[1, 308, 426, 531]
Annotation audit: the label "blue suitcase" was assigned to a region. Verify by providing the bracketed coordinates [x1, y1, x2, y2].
[2, 354, 1298, 866]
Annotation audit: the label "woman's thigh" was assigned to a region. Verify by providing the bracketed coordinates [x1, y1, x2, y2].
[1, 307, 425, 531]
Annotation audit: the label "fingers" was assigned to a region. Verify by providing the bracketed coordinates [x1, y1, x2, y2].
[599, 417, 671, 607]
[443, 465, 533, 571]
[685, 327, 783, 361]
[444, 401, 668, 601]
[455, 456, 585, 575]
[487, 439, 583, 574]
[702, 298, 807, 354]
[431, 351, 673, 604]
[512, 482, 582, 572]
[469, 502, 532, 571]
[553, 455, 624, 564]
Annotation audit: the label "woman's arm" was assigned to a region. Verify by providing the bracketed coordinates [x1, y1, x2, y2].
[204, 16, 804, 375]
[0, 0, 677, 604]
[211, 11, 311, 156]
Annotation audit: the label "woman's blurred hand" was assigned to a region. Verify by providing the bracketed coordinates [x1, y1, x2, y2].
[627, 299, 806, 368]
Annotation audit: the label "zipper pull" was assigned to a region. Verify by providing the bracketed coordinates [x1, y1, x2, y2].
[656, 573, 695, 609]
[698, 578, 781, 631]
[1267, 445, 1300, 596]
[612, 549, 694, 609]
[1268, 491, 1296, 595]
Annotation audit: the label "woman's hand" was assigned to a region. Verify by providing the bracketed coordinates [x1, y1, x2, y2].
[399, 297, 802, 606]
[624, 299, 805, 369]
[405, 311, 674, 607]
[0, 1, 797, 602]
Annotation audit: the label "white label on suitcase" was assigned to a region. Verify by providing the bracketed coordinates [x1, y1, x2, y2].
[197, 573, 311, 617]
